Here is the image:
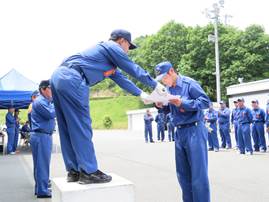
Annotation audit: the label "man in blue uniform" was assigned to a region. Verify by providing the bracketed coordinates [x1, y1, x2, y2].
[13, 109, 20, 153]
[166, 112, 175, 141]
[266, 100, 269, 144]
[237, 98, 253, 155]
[205, 103, 219, 152]
[231, 100, 239, 149]
[5, 107, 16, 154]
[251, 100, 266, 152]
[50, 29, 165, 184]
[155, 111, 166, 141]
[144, 109, 154, 143]
[30, 80, 56, 198]
[218, 101, 232, 149]
[155, 61, 210, 202]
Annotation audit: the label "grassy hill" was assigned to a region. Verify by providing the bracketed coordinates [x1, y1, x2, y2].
[0, 96, 148, 129]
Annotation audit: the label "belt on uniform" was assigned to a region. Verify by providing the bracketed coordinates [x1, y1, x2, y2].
[176, 122, 198, 129]
[61, 62, 89, 84]
[253, 121, 263, 123]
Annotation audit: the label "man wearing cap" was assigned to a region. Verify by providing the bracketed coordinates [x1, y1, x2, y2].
[144, 109, 154, 143]
[155, 110, 166, 141]
[30, 80, 55, 198]
[166, 112, 175, 141]
[205, 103, 219, 152]
[50, 29, 165, 184]
[251, 100, 266, 152]
[154, 61, 210, 202]
[237, 98, 253, 155]
[5, 107, 16, 154]
[266, 100, 269, 143]
[231, 100, 240, 148]
[218, 101, 232, 149]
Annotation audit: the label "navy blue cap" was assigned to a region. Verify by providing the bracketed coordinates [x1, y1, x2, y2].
[154, 61, 173, 81]
[39, 80, 50, 89]
[31, 90, 39, 97]
[251, 99, 259, 104]
[110, 29, 137, 50]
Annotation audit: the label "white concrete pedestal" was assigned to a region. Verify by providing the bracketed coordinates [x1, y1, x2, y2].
[52, 173, 135, 202]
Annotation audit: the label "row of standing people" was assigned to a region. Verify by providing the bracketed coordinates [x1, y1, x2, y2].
[204, 98, 269, 155]
[5, 91, 39, 154]
[144, 109, 175, 143]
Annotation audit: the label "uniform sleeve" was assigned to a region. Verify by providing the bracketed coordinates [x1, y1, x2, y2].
[34, 101, 56, 120]
[248, 109, 253, 123]
[105, 44, 157, 89]
[261, 109, 265, 123]
[181, 81, 210, 111]
[109, 69, 142, 96]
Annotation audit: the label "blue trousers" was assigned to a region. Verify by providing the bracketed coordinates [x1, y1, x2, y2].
[13, 128, 19, 152]
[219, 123, 231, 148]
[30, 133, 52, 196]
[234, 122, 239, 147]
[6, 127, 15, 154]
[157, 125, 165, 141]
[238, 123, 253, 154]
[208, 126, 219, 150]
[168, 124, 175, 141]
[144, 125, 153, 142]
[175, 122, 210, 202]
[51, 67, 98, 174]
[252, 122, 266, 151]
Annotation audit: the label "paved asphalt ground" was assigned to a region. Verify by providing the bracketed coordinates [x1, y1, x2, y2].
[0, 130, 269, 202]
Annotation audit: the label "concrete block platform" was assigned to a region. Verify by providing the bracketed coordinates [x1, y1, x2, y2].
[52, 173, 135, 202]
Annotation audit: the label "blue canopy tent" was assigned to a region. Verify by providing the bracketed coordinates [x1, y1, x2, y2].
[0, 69, 38, 109]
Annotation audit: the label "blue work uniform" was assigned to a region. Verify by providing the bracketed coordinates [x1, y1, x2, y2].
[218, 107, 232, 148]
[144, 113, 154, 143]
[266, 103, 269, 143]
[251, 108, 266, 151]
[169, 76, 210, 202]
[205, 109, 219, 151]
[166, 113, 175, 141]
[13, 115, 20, 152]
[5, 112, 16, 154]
[30, 95, 55, 196]
[50, 40, 157, 174]
[155, 112, 166, 141]
[231, 107, 240, 147]
[237, 106, 253, 154]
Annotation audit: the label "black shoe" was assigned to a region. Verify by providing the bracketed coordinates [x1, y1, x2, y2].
[37, 195, 52, 198]
[78, 170, 112, 184]
[67, 169, 80, 182]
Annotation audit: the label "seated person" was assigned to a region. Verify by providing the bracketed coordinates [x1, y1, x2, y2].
[21, 121, 30, 146]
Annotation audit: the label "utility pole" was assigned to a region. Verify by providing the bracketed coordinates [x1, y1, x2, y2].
[204, 0, 225, 103]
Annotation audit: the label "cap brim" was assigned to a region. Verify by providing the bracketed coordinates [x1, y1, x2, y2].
[155, 73, 167, 81]
[129, 42, 137, 50]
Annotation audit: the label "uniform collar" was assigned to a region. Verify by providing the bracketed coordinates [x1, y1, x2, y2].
[175, 76, 183, 88]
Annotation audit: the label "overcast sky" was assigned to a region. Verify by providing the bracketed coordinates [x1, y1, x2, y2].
[0, 0, 268, 83]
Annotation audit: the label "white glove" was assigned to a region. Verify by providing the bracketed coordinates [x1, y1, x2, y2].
[155, 82, 168, 96]
[140, 91, 152, 104]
